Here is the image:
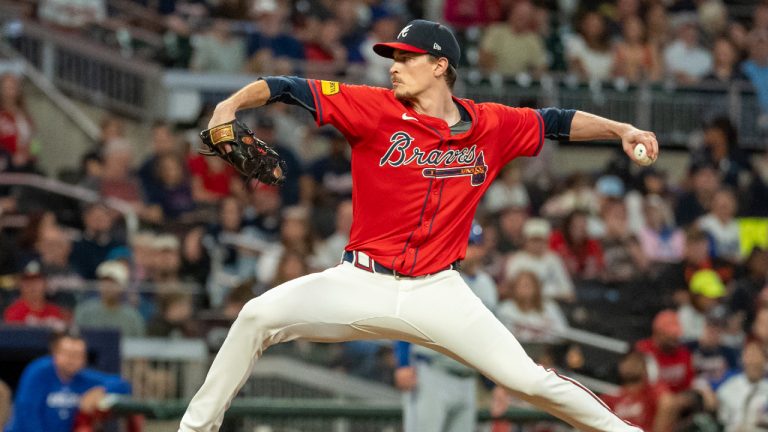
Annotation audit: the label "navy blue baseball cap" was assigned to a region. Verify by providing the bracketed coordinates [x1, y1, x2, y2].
[373, 19, 461, 69]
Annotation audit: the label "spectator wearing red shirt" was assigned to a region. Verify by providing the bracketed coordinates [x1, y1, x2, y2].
[0, 73, 37, 171]
[602, 351, 674, 432]
[3, 261, 68, 330]
[187, 151, 242, 204]
[636, 310, 694, 394]
[549, 209, 604, 280]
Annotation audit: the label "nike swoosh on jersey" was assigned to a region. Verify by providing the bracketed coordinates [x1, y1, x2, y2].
[401, 113, 418, 121]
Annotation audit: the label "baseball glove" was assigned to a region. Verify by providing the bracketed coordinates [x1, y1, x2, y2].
[199, 119, 286, 185]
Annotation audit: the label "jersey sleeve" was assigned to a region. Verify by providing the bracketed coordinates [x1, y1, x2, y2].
[496, 105, 544, 163]
[305, 79, 388, 141]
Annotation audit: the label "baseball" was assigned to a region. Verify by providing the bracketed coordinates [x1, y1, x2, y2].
[633, 144, 653, 166]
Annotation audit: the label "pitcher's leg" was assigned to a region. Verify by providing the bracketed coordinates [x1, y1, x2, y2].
[179, 265, 399, 432]
[400, 272, 640, 432]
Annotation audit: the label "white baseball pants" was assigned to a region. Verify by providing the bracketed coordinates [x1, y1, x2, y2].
[179, 259, 641, 432]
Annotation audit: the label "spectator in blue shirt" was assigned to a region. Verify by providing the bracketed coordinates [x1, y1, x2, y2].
[742, 30, 768, 116]
[4, 330, 131, 432]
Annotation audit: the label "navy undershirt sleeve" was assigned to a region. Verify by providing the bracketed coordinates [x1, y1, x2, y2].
[536, 108, 576, 140]
[263, 76, 317, 115]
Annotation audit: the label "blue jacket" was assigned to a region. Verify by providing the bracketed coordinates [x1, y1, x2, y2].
[4, 356, 131, 432]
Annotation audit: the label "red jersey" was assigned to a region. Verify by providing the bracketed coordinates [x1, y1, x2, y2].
[549, 230, 605, 278]
[3, 299, 68, 328]
[188, 154, 237, 198]
[307, 80, 543, 276]
[602, 382, 669, 431]
[635, 338, 694, 393]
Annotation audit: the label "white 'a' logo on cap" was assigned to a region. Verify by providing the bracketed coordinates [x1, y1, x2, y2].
[398, 24, 412, 39]
[433, 43, 441, 50]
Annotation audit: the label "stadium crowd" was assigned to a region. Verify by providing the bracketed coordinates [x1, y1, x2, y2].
[1, 0, 768, 431]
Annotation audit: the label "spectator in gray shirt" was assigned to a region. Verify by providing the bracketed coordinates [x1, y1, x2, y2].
[75, 260, 145, 337]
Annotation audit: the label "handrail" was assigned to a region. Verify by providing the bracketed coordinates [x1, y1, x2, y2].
[0, 173, 138, 236]
[0, 40, 101, 143]
[111, 397, 563, 423]
[557, 326, 629, 354]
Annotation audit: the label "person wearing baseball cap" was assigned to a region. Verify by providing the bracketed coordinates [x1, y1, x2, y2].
[636, 310, 694, 394]
[373, 19, 461, 70]
[74, 260, 145, 337]
[3, 260, 68, 329]
[678, 269, 727, 341]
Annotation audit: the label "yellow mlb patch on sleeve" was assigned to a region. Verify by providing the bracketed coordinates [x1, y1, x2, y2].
[321, 80, 340, 96]
[210, 124, 235, 145]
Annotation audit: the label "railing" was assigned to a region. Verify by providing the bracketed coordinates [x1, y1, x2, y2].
[2, 15, 765, 150]
[0, 173, 138, 235]
[122, 338, 208, 400]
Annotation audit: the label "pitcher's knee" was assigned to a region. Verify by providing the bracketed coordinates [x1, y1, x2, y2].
[237, 297, 282, 331]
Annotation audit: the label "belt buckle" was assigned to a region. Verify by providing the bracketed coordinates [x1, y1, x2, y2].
[393, 269, 402, 280]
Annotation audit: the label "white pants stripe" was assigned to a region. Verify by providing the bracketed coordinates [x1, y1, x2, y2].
[178, 263, 641, 432]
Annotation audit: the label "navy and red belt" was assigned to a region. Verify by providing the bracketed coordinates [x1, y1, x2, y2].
[342, 250, 457, 279]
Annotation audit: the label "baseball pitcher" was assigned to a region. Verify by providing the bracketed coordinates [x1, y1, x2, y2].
[180, 19, 658, 432]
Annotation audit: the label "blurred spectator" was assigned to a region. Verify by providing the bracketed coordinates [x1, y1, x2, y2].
[85, 138, 162, 224]
[150, 234, 182, 285]
[483, 163, 530, 215]
[492, 203, 528, 254]
[311, 199, 352, 270]
[253, 116, 303, 206]
[70, 203, 122, 279]
[729, 248, 768, 332]
[246, 1, 304, 75]
[599, 199, 649, 284]
[685, 317, 739, 390]
[602, 351, 674, 432]
[443, 0, 503, 28]
[187, 142, 242, 204]
[695, 117, 749, 188]
[179, 226, 211, 288]
[461, 223, 498, 312]
[741, 30, 768, 117]
[3, 260, 68, 329]
[697, 188, 741, 263]
[613, 15, 662, 83]
[565, 11, 615, 82]
[306, 129, 352, 237]
[636, 310, 695, 394]
[79, 115, 125, 179]
[646, 4, 672, 51]
[190, 19, 246, 73]
[74, 260, 145, 337]
[479, 1, 547, 78]
[147, 291, 199, 338]
[638, 194, 685, 264]
[37, 0, 105, 29]
[4, 330, 131, 432]
[145, 154, 196, 221]
[504, 218, 574, 302]
[663, 20, 713, 84]
[155, 14, 193, 69]
[16, 210, 59, 264]
[359, 12, 400, 87]
[36, 226, 83, 301]
[675, 161, 721, 227]
[269, 250, 309, 288]
[754, 3, 768, 33]
[496, 270, 568, 344]
[697, 0, 728, 39]
[138, 121, 179, 196]
[705, 37, 744, 83]
[0, 73, 38, 171]
[204, 196, 262, 307]
[243, 183, 282, 240]
[549, 210, 605, 281]
[716, 341, 768, 431]
[257, 206, 315, 286]
[303, 19, 348, 69]
[540, 172, 597, 219]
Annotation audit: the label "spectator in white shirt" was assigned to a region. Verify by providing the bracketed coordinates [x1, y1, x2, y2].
[496, 270, 568, 344]
[565, 11, 615, 82]
[311, 199, 352, 269]
[663, 20, 713, 84]
[716, 342, 768, 432]
[698, 188, 741, 264]
[504, 218, 575, 302]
